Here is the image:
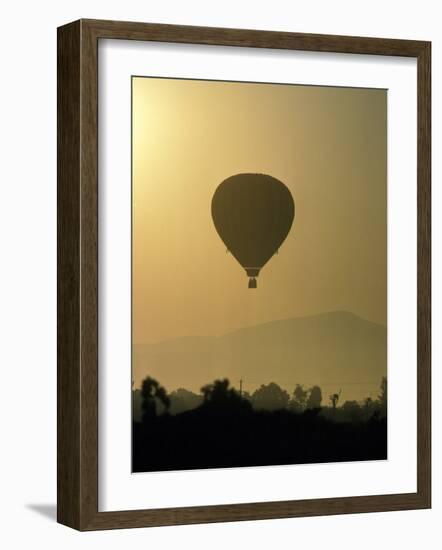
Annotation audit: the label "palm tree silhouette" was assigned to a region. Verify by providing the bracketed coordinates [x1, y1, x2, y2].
[329, 388, 342, 410]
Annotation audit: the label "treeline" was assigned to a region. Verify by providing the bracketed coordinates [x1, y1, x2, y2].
[133, 376, 387, 424]
[132, 376, 387, 472]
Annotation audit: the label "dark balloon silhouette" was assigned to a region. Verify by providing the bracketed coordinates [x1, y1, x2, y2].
[211, 173, 295, 288]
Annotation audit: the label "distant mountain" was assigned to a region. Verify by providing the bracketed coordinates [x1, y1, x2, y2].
[133, 311, 387, 402]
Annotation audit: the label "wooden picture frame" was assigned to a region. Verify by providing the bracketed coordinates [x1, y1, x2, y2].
[57, 18, 431, 530]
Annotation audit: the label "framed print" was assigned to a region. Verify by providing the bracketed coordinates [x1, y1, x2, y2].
[57, 19, 431, 530]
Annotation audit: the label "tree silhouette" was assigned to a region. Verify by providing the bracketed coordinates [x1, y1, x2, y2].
[378, 376, 387, 418]
[141, 376, 170, 423]
[291, 384, 308, 412]
[201, 378, 230, 403]
[329, 389, 341, 410]
[201, 378, 250, 413]
[251, 382, 290, 411]
[306, 385, 322, 409]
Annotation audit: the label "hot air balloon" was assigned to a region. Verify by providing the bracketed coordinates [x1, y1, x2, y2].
[211, 173, 295, 288]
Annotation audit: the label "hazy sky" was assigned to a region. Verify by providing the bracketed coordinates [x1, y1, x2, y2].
[132, 77, 387, 346]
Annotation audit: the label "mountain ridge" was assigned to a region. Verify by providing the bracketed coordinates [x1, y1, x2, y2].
[133, 311, 387, 402]
[136, 310, 385, 347]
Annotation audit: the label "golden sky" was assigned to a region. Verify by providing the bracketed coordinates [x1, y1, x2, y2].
[132, 77, 387, 346]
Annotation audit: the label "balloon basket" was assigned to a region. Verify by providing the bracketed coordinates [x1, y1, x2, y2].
[248, 277, 257, 289]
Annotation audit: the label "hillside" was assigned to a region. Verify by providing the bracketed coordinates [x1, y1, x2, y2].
[133, 311, 387, 402]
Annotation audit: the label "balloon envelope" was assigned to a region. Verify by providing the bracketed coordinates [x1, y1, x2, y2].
[211, 173, 295, 287]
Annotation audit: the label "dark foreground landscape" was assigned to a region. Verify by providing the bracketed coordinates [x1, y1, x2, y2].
[132, 377, 387, 472]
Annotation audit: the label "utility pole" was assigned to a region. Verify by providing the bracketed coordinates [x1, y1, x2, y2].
[239, 378, 243, 398]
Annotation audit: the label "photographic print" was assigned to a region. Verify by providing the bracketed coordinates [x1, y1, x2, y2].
[131, 76, 387, 473]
